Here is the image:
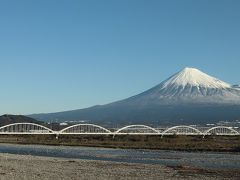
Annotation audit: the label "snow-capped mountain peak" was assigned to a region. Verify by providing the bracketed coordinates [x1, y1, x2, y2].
[161, 67, 231, 89]
[127, 67, 240, 105]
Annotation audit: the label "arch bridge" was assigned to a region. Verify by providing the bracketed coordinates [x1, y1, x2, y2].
[114, 125, 159, 135]
[161, 126, 202, 137]
[203, 126, 239, 137]
[59, 124, 112, 134]
[0, 123, 238, 137]
[0, 123, 54, 134]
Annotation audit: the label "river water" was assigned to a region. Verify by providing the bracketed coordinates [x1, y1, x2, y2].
[0, 143, 239, 170]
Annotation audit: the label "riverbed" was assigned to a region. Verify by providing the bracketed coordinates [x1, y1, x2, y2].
[0, 143, 239, 179]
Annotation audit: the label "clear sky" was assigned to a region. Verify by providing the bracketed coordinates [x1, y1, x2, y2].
[0, 0, 239, 114]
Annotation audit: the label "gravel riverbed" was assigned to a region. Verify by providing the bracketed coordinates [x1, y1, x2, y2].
[0, 153, 239, 180]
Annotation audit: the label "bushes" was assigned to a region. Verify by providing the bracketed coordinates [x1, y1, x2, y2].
[0, 134, 239, 152]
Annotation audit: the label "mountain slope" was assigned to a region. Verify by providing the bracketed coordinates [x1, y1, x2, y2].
[0, 114, 44, 126]
[29, 67, 240, 126]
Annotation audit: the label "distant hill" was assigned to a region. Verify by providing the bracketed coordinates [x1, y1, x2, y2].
[0, 114, 43, 126]
[29, 67, 240, 126]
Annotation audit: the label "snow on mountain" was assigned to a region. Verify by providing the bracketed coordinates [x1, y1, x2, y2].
[161, 67, 231, 89]
[122, 67, 240, 105]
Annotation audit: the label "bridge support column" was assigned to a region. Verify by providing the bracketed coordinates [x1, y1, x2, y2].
[55, 133, 59, 140]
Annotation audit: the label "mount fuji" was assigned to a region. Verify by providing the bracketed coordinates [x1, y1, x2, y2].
[120, 67, 240, 105]
[29, 67, 240, 126]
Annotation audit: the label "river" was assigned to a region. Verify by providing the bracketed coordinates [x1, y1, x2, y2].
[0, 143, 239, 170]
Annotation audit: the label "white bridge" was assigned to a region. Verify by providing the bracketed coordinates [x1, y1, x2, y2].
[0, 123, 239, 137]
[0, 123, 54, 134]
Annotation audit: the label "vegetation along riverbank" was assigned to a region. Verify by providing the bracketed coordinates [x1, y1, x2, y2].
[0, 134, 239, 152]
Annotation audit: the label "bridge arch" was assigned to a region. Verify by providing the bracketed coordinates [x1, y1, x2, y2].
[203, 126, 239, 137]
[60, 124, 112, 134]
[161, 125, 202, 137]
[115, 125, 159, 134]
[0, 123, 54, 134]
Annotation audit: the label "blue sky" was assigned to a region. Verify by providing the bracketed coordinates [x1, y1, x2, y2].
[0, 0, 239, 114]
